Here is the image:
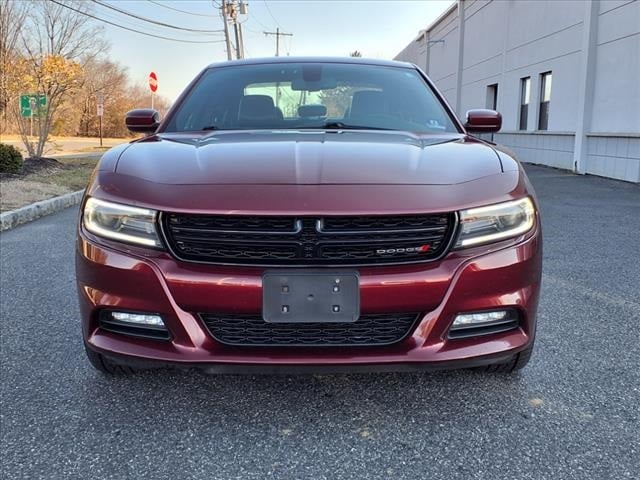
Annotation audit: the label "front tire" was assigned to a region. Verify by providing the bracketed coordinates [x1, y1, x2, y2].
[84, 345, 136, 375]
[474, 341, 534, 373]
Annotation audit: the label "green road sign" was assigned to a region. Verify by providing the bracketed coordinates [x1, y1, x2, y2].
[20, 94, 47, 117]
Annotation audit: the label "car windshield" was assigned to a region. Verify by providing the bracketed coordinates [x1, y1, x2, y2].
[162, 62, 459, 134]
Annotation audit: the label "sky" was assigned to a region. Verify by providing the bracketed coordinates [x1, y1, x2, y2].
[95, 0, 455, 102]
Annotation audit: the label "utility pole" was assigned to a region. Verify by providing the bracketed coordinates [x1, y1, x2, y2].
[237, 1, 247, 58]
[238, 20, 245, 59]
[221, 0, 233, 60]
[233, 21, 242, 59]
[263, 28, 293, 56]
[263, 28, 293, 108]
[221, 1, 247, 59]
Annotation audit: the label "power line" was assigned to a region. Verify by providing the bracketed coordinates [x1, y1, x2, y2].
[49, 0, 227, 44]
[91, 0, 224, 34]
[263, 0, 280, 28]
[147, 0, 218, 17]
[232, 2, 279, 38]
[243, 14, 270, 33]
[240, 21, 262, 35]
[87, 7, 186, 38]
[246, 4, 272, 30]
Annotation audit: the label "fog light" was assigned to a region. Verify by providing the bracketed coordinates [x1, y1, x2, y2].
[452, 310, 508, 327]
[100, 311, 169, 340]
[111, 312, 164, 327]
[448, 309, 519, 340]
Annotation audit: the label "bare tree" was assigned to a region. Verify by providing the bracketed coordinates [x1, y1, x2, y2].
[0, 0, 31, 131]
[76, 58, 129, 136]
[10, 0, 106, 158]
[99, 83, 170, 138]
[1, 0, 167, 145]
[319, 50, 365, 117]
[12, 54, 83, 158]
[21, 0, 105, 63]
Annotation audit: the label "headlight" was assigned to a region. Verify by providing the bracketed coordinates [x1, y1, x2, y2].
[455, 197, 535, 248]
[83, 197, 162, 247]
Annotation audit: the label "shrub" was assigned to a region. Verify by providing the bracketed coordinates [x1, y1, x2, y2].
[0, 143, 23, 174]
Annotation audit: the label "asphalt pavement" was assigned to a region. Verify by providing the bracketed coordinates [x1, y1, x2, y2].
[1, 165, 638, 479]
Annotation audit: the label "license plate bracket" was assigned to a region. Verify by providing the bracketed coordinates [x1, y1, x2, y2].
[263, 270, 360, 323]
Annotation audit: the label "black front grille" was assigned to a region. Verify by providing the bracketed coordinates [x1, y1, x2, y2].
[320, 215, 447, 232]
[200, 313, 421, 347]
[166, 215, 298, 232]
[161, 213, 455, 266]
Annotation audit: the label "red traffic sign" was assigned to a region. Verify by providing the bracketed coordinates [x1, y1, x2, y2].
[148, 72, 158, 93]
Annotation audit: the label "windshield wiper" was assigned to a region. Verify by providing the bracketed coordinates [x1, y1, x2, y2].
[200, 123, 392, 131]
[319, 122, 393, 131]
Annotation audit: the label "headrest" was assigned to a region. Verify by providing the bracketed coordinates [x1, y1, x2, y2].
[239, 95, 276, 119]
[298, 104, 327, 118]
[349, 90, 387, 117]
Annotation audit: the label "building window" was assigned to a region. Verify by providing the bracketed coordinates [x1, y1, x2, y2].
[519, 77, 530, 130]
[486, 84, 498, 110]
[538, 71, 552, 130]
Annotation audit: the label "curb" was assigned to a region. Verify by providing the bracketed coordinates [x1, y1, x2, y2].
[1, 190, 84, 231]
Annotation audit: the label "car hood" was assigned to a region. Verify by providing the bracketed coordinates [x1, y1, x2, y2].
[113, 131, 502, 186]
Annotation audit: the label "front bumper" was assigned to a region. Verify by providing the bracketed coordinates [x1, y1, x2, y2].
[76, 228, 542, 371]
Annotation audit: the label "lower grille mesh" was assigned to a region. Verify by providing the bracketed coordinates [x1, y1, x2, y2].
[200, 312, 421, 347]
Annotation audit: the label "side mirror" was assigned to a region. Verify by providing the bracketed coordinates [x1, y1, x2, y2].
[464, 109, 502, 133]
[125, 109, 161, 134]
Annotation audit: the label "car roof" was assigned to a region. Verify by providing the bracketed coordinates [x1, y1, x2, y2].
[206, 56, 416, 70]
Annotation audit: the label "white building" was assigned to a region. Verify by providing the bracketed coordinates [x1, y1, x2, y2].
[395, 0, 640, 183]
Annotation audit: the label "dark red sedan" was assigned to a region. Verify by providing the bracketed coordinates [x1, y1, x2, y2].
[76, 57, 541, 374]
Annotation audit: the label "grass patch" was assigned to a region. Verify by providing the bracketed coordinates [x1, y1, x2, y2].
[0, 155, 98, 212]
[29, 156, 98, 191]
[77, 146, 111, 153]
